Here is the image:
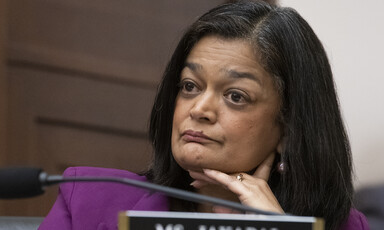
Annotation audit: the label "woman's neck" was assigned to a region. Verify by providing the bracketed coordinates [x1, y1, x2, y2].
[196, 184, 240, 213]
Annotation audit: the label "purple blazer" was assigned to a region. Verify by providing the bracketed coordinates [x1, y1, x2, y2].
[38, 167, 169, 230]
[39, 167, 369, 230]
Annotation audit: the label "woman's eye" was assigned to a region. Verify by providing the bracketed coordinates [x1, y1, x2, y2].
[230, 92, 242, 102]
[184, 82, 195, 92]
[179, 80, 200, 94]
[224, 91, 247, 104]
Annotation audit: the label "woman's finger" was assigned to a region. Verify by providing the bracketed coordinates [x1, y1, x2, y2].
[190, 180, 209, 189]
[203, 168, 284, 213]
[202, 169, 246, 196]
[189, 170, 219, 185]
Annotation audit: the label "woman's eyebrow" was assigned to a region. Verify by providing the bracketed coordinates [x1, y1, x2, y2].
[184, 62, 262, 86]
[184, 62, 202, 73]
[224, 69, 262, 86]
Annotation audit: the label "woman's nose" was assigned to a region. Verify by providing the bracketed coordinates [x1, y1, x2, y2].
[189, 92, 218, 123]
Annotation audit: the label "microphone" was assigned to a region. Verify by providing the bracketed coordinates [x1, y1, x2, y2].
[0, 167, 278, 215]
[0, 167, 45, 199]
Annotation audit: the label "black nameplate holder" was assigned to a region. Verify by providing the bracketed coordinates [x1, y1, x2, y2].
[118, 211, 324, 230]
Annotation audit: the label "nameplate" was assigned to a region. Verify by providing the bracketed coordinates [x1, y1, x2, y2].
[118, 211, 324, 230]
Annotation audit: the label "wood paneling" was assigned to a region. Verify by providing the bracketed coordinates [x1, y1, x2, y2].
[8, 0, 222, 85]
[36, 124, 153, 173]
[0, 0, 7, 164]
[1, 66, 158, 215]
[1, 0, 224, 217]
[7, 67, 156, 134]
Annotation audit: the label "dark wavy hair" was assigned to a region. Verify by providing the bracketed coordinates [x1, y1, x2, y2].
[146, 1, 353, 229]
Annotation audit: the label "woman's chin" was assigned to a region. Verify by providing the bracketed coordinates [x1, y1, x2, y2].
[180, 164, 232, 173]
[180, 164, 205, 172]
[175, 157, 256, 173]
[176, 160, 210, 172]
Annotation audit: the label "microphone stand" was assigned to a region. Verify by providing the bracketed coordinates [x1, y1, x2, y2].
[40, 172, 279, 216]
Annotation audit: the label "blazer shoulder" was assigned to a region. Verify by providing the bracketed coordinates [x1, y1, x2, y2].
[63, 166, 146, 180]
[340, 209, 369, 230]
[41, 167, 168, 229]
[60, 166, 168, 209]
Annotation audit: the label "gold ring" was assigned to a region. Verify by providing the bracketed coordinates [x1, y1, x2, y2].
[236, 173, 244, 182]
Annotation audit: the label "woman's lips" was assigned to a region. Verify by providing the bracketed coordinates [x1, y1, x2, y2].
[181, 130, 215, 143]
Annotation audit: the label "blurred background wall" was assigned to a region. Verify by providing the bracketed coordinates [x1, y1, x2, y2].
[0, 0, 223, 216]
[280, 0, 384, 189]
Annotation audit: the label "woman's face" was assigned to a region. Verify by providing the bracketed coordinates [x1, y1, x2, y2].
[171, 36, 282, 173]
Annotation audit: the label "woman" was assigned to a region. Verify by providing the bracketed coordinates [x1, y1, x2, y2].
[39, 1, 368, 230]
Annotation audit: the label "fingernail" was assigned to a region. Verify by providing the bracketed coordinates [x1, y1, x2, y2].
[203, 168, 212, 173]
[190, 181, 197, 187]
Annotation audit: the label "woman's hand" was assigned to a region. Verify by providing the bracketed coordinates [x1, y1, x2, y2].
[189, 153, 284, 214]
